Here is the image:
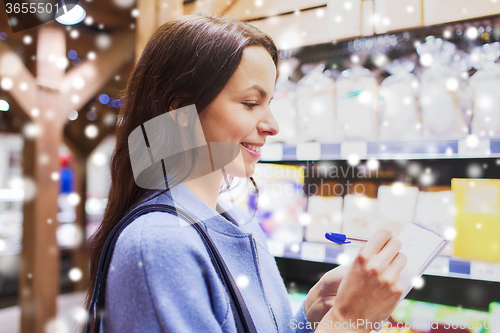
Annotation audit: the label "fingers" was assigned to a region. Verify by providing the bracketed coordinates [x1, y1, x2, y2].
[375, 237, 403, 269]
[386, 252, 408, 277]
[359, 229, 392, 259]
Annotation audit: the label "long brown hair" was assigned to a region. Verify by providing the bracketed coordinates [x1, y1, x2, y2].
[83, 13, 278, 331]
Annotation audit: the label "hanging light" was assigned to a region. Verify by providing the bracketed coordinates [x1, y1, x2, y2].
[55, 2, 86, 26]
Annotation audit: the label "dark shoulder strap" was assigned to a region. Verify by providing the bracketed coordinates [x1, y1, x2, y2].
[84, 204, 257, 333]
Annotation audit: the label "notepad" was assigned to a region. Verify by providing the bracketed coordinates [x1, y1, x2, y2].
[398, 219, 449, 298]
[377, 219, 449, 331]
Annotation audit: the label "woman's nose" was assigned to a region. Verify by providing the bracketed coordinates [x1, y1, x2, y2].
[257, 106, 280, 137]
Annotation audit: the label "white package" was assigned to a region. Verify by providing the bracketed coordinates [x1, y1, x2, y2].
[268, 58, 299, 144]
[417, 37, 471, 138]
[377, 184, 419, 236]
[415, 190, 455, 256]
[470, 42, 500, 138]
[342, 195, 380, 239]
[379, 60, 421, 140]
[305, 195, 343, 243]
[336, 66, 378, 139]
[296, 63, 337, 143]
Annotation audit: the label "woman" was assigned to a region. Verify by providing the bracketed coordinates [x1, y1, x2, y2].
[84, 13, 407, 333]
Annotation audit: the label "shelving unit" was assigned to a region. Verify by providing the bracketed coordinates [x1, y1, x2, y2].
[251, 11, 500, 320]
[261, 138, 500, 161]
[267, 240, 500, 283]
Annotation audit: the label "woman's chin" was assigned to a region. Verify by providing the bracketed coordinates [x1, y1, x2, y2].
[224, 163, 255, 178]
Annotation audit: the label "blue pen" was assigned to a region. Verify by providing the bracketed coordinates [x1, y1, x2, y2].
[325, 232, 368, 244]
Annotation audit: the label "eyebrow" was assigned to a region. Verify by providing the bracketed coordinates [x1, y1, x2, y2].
[243, 85, 268, 98]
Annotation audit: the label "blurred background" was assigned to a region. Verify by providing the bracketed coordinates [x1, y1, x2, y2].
[0, 0, 499, 332]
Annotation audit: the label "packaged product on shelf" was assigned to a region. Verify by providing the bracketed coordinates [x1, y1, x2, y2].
[377, 184, 419, 235]
[342, 194, 379, 239]
[415, 190, 455, 256]
[304, 195, 343, 243]
[390, 299, 491, 333]
[335, 66, 378, 139]
[417, 37, 471, 139]
[295, 63, 337, 143]
[491, 302, 500, 333]
[268, 57, 299, 145]
[469, 42, 500, 138]
[452, 178, 500, 262]
[347, 181, 378, 198]
[218, 176, 255, 212]
[251, 163, 306, 244]
[379, 59, 421, 140]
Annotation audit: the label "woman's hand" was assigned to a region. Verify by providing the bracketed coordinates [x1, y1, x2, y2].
[316, 229, 407, 333]
[304, 264, 350, 325]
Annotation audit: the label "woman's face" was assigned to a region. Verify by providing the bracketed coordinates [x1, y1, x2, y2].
[199, 46, 279, 177]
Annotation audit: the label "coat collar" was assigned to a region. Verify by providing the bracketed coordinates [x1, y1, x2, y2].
[143, 177, 253, 237]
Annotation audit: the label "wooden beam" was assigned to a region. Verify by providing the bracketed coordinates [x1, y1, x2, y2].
[0, 41, 37, 120]
[157, 0, 183, 26]
[224, 0, 327, 21]
[188, 0, 234, 15]
[60, 31, 134, 116]
[136, 0, 183, 61]
[19, 26, 65, 333]
[136, 0, 158, 61]
[249, 7, 331, 50]
[63, 136, 89, 293]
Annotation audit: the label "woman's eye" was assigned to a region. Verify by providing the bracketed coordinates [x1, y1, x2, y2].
[244, 103, 258, 109]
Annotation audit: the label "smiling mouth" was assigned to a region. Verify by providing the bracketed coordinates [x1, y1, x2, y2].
[240, 142, 261, 153]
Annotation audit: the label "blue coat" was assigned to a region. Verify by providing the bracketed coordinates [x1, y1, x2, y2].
[102, 180, 316, 333]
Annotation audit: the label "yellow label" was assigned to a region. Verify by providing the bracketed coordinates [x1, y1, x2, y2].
[452, 179, 500, 262]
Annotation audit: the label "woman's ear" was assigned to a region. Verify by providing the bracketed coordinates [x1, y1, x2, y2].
[167, 94, 189, 127]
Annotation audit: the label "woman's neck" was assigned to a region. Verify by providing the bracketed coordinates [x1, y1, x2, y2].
[182, 170, 223, 211]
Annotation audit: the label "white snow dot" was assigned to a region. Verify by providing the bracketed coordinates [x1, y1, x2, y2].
[69, 268, 83, 281]
[236, 275, 249, 288]
[391, 182, 406, 196]
[85, 124, 99, 138]
[23, 122, 41, 138]
[412, 276, 425, 289]
[1, 77, 13, 90]
[70, 30, 79, 39]
[298, 213, 311, 225]
[23, 35, 32, 44]
[67, 193, 81, 206]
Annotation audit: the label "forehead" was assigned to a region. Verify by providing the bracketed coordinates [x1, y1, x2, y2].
[223, 46, 277, 94]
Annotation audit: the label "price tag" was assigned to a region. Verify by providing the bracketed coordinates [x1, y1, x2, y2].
[458, 137, 490, 156]
[337, 245, 361, 265]
[296, 142, 321, 160]
[470, 261, 500, 282]
[300, 242, 326, 262]
[260, 143, 283, 161]
[340, 141, 368, 160]
[424, 256, 450, 276]
[266, 240, 285, 257]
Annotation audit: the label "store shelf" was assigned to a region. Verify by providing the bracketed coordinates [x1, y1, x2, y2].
[267, 240, 500, 283]
[260, 138, 500, 161]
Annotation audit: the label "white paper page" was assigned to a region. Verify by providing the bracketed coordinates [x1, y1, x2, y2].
[398, 221, 446, 295]
[376, 221, 448, 332]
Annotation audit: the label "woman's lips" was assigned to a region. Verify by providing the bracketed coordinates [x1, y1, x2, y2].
[240, 142, 261, 158]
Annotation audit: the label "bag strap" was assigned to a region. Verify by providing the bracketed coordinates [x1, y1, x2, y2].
[84, 203, 257, 333]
